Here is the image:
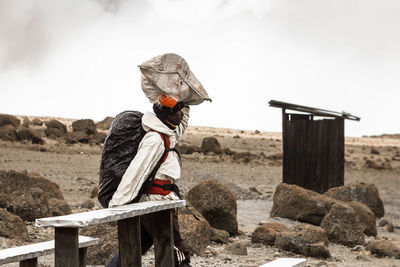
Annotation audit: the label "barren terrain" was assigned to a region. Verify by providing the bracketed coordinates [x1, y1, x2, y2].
[0, 116, 400, 266]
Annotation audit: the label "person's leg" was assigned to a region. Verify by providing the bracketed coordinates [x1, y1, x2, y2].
[140, 215, 154, 255]
[105, 253, 120, 267]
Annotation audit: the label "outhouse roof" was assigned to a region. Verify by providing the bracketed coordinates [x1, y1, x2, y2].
[269, 100, 360, 121]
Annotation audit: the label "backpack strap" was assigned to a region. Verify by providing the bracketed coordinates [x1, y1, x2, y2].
[145, 132, 170, 195]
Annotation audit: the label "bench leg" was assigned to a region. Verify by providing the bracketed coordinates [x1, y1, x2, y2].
[118, 217, 141, 267]
[153, 209, 174, 267]
[55, 227, 79, 267]
[79, 247, 87, 267]
[20, 257, 38, 267]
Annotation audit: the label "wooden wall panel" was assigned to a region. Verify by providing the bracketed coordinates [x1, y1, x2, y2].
[282, 114, 344, 193]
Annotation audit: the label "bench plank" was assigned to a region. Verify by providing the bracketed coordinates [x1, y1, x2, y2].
[35, 200, 186, 228]
[260, 257, 307, 267]
[0, 236, 98, 265]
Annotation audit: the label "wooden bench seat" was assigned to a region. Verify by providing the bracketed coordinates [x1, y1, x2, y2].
[35, 200, 186, 267]
[0, 235, 98, 267]
[260, 257, 307, 267]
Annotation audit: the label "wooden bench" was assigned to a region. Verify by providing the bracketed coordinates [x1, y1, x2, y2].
[260, 257, 307, 267]
[35, 199, 186, 267]
[0, 235, 98, 267]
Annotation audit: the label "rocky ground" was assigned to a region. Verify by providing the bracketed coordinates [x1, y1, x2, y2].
[0, 114, 400, 266]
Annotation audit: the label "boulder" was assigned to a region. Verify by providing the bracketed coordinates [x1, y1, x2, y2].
[320, 203, 365, 247]
[251, 222, 288, 246]
[178, 214, 210, 256]
[15, 127, 44, 144]
[94, 132, 107, 144]
[0, 208, 28, 240]
[96, 116, 114, 131]
[348, 201, 377, 236]
[222, 148, 235, 155]
[47, 197, 72, 216]
[187, 179, 238, 235]
[275, 224, 331, 258]
[232, 152, 259, 163]
[91, 186, 99, 198]
[324, 183, 384, 218]
[0, 125, 17, 141]
[45, 120, 67, 133]
[270, 183, 338, 225]
[31, 118, 43, 126]
[210, 227, 229, 244]
[378, 218, 389, 227]
[366, 240, 400, 259]
[201, 137, 222, 155]
[0, 114, 20, 128]
[64, 131, 90, 144]
[72, 119, 97, 135]
[176, 144, 199, 154]
[225, 241, 247, 256]
[81, 222, 118, 265]
[0, 171, 71, 221]
[45, 128, 65, 139]
[22, 117, 30, 127]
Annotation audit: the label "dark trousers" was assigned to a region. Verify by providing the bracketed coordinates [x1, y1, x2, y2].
[106, 209, 190, 266]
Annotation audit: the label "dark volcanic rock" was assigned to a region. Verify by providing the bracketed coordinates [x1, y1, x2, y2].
[0, 208, 28, 240]
[0, 125, 17, 141]
[275, 224, 331, 258]
[251, 222, 288, 246]
[81, 222, 118, 265]
[94, 132, 107, 144]
[366, 240, 400, 259]
[270, 183, 338, 225]
[31, 118, 43, 126]
[96, 116, 114, 131]
[0, 114, 20, 128]
[320, 203, 365, 247]
[16, 127, 44, 144]
[45, 120, 67, 133]
[0, 171, 71, 221]
[324, 183, 384, 218]
[176, 144, 199, 154]
[178, 214, 210, 256]
[45, 128, 65, 139]
[72, 119, 97, 135]
[201, 137, 222, 155]
[348, 201, 377, 237]
[187, 179, 238, 235]
[225, 241, 247, 256]
[64, 131, 90, 144]
[210, 227, 229, 244]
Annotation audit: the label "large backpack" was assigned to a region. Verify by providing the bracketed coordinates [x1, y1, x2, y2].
[98, 111, 170, 208]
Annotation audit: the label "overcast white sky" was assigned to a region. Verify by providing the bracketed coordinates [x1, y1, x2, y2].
[1, 0, 399, 137]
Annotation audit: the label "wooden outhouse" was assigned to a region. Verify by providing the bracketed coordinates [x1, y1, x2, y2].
[269, 100, 360, 193]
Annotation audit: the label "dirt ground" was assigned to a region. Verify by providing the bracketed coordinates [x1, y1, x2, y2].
[0, 117, 400, 266]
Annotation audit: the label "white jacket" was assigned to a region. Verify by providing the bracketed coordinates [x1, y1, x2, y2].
[108, 107, 189, 207]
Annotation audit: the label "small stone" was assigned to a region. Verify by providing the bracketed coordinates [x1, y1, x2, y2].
[225, 241, 247, 255]
[378, 218, 389, 227]
[386, 223, 395, 233]
[81, 199, 95, 209]
[351, 245, 365, 252]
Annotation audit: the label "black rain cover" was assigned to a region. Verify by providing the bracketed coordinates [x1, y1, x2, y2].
[98, 111, 146, 208]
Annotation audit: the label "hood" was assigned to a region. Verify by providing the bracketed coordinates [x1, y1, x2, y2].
[142, 112, 175, 137]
